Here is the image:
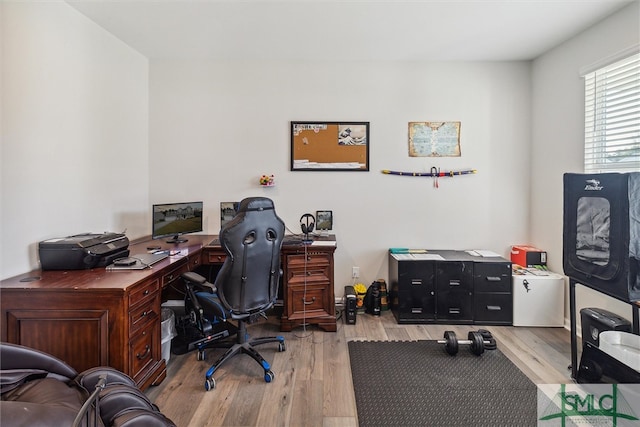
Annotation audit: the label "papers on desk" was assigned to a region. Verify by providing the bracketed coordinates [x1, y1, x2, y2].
[466, 250, 502, 257]
[391, 253, 445, 261]
[311, 240, 336, 246]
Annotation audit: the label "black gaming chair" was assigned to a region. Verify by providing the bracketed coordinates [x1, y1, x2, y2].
[180, 197, 286, 391]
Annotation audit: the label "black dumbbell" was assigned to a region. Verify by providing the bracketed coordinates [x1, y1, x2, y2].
[476, 329, 497, 350]
[438, 331, 491, 356]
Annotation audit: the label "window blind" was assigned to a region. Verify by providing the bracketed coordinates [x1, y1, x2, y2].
[584, 52, 640, 173]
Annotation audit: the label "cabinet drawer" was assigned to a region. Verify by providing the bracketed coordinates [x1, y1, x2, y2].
[288, 285, 331, 317]
[474, 293, 513, 324]
[129, 294, 159, 334]
[396, 261, 435, 288]
[436, 261, 473, 291]
[474, 263, 512, 293]
[395, 289, 436, 319]
[129, 321, 160, 383]
[129, 279, 159, 308]
[436, 290, 473, 321]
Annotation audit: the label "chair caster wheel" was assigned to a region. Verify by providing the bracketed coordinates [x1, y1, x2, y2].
[204, 377, 216, 391]
[197, 350, 205, 361]
[278, 342, 286, 352]
[264, 370, 274, 383]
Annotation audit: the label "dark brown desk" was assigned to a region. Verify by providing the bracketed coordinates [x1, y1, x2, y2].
[0, 234, 336, 390]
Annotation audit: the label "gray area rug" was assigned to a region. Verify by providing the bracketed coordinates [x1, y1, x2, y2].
[348, 340, 537, 426]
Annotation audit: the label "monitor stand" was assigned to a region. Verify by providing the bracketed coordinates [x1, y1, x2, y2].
[166, 235, 188, 244]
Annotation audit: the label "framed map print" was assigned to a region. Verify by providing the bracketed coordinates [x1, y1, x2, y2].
[408, 121, 461, 157]
[291, 121, 369, 171]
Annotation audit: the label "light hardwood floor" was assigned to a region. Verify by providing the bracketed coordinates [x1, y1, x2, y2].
[145, 309, 574, 427]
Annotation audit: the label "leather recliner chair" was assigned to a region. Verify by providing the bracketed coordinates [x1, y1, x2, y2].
[0, 342, 176, 427]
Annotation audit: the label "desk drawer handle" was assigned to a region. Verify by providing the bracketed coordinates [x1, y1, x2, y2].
[486, 305, 502, 311]
[143, 290, 150, 296]
[136, 345, 151, 360]
[449, 308, 461, 314]
[140, 311, 149, 318]
[485, 276, 501, 282]
[411, 279, 423, 285]
[167, 274, 174, 281]
[302, 297, 316, 305]
[449, 280, 460, 286]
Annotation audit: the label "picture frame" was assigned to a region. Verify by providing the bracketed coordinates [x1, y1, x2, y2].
[315, 210, 333, 231]
[291, 121, 369, 171]
[408, 121, 461, 157]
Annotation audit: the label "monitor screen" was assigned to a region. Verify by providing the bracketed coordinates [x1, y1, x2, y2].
[152, 201, 203, 243]
[220, 202, 240, 228]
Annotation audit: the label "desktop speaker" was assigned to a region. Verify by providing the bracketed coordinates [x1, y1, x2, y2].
[344, 285, 357, 325]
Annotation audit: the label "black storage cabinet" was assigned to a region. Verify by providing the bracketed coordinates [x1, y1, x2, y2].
[389, 250, 512, 325]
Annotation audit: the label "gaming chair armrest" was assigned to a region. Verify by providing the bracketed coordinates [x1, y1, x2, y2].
[182, 271, 216, 293]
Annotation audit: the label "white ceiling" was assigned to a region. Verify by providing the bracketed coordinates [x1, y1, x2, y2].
[66, 0, 637, 61]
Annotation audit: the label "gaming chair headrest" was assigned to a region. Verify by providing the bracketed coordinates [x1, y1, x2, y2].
[236, 197, 275, 214]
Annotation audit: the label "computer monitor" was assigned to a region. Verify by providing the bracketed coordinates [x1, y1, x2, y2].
[152, 201, 203, 244]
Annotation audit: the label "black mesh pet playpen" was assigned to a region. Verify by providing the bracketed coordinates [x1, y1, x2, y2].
[563, 172, 640, 303]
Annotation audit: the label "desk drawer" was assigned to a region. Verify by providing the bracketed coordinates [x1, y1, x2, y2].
[129, 321, 160, 383]
[188, 253, 201, 270]
[162, 264, 188, 288]
[129, 294, 159, 334]
[286, 253, 331, 269]
[206, 251, 227, 264]
[129, 279, 159, 308]
[286, 264, 330, 284]
[288, 284, 331, 318]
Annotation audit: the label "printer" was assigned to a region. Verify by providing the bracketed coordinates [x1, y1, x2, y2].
[39, 232, 130, 270]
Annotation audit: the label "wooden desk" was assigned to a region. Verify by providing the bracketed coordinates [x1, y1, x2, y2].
[0, 234, 337, 389]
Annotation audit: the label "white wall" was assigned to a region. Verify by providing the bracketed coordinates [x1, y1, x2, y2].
[0, 1, 149, 279]
[531, 1, 640, 323]
[149, 60, 532, 291]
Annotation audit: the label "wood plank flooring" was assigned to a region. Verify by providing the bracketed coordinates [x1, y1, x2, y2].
[146, 310, 574, 426]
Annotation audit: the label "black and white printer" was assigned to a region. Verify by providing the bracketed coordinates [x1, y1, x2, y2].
[39, 232, 130, 270]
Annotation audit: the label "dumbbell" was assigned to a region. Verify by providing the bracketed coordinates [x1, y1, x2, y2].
[476, 329, 497, 350]
[438, 331, 492, 356]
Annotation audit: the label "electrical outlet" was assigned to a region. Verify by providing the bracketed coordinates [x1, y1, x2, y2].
[352, 266, 360, 278]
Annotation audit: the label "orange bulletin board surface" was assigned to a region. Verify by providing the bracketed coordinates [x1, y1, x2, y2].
[291, 122, 369, 171]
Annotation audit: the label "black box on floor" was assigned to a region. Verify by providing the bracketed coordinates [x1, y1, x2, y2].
[580, 307, 631, 347]
[344, 286, 357, 325]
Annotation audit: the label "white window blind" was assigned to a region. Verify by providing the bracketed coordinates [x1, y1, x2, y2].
[584, 52, 640, 173]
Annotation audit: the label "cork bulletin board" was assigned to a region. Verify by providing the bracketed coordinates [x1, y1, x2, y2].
[291, 121, 369, 171]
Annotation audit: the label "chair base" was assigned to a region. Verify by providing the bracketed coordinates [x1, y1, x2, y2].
[172, 314, 237, 355]
[200, 321, 286, 391]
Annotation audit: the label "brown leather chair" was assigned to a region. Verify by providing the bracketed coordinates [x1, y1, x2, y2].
[0, 342, 176, 427]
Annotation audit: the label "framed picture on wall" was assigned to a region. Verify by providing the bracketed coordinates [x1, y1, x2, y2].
[291, 121, 369, 171]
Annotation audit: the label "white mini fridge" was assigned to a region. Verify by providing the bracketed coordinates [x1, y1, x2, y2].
[512, 270, 565, 327]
